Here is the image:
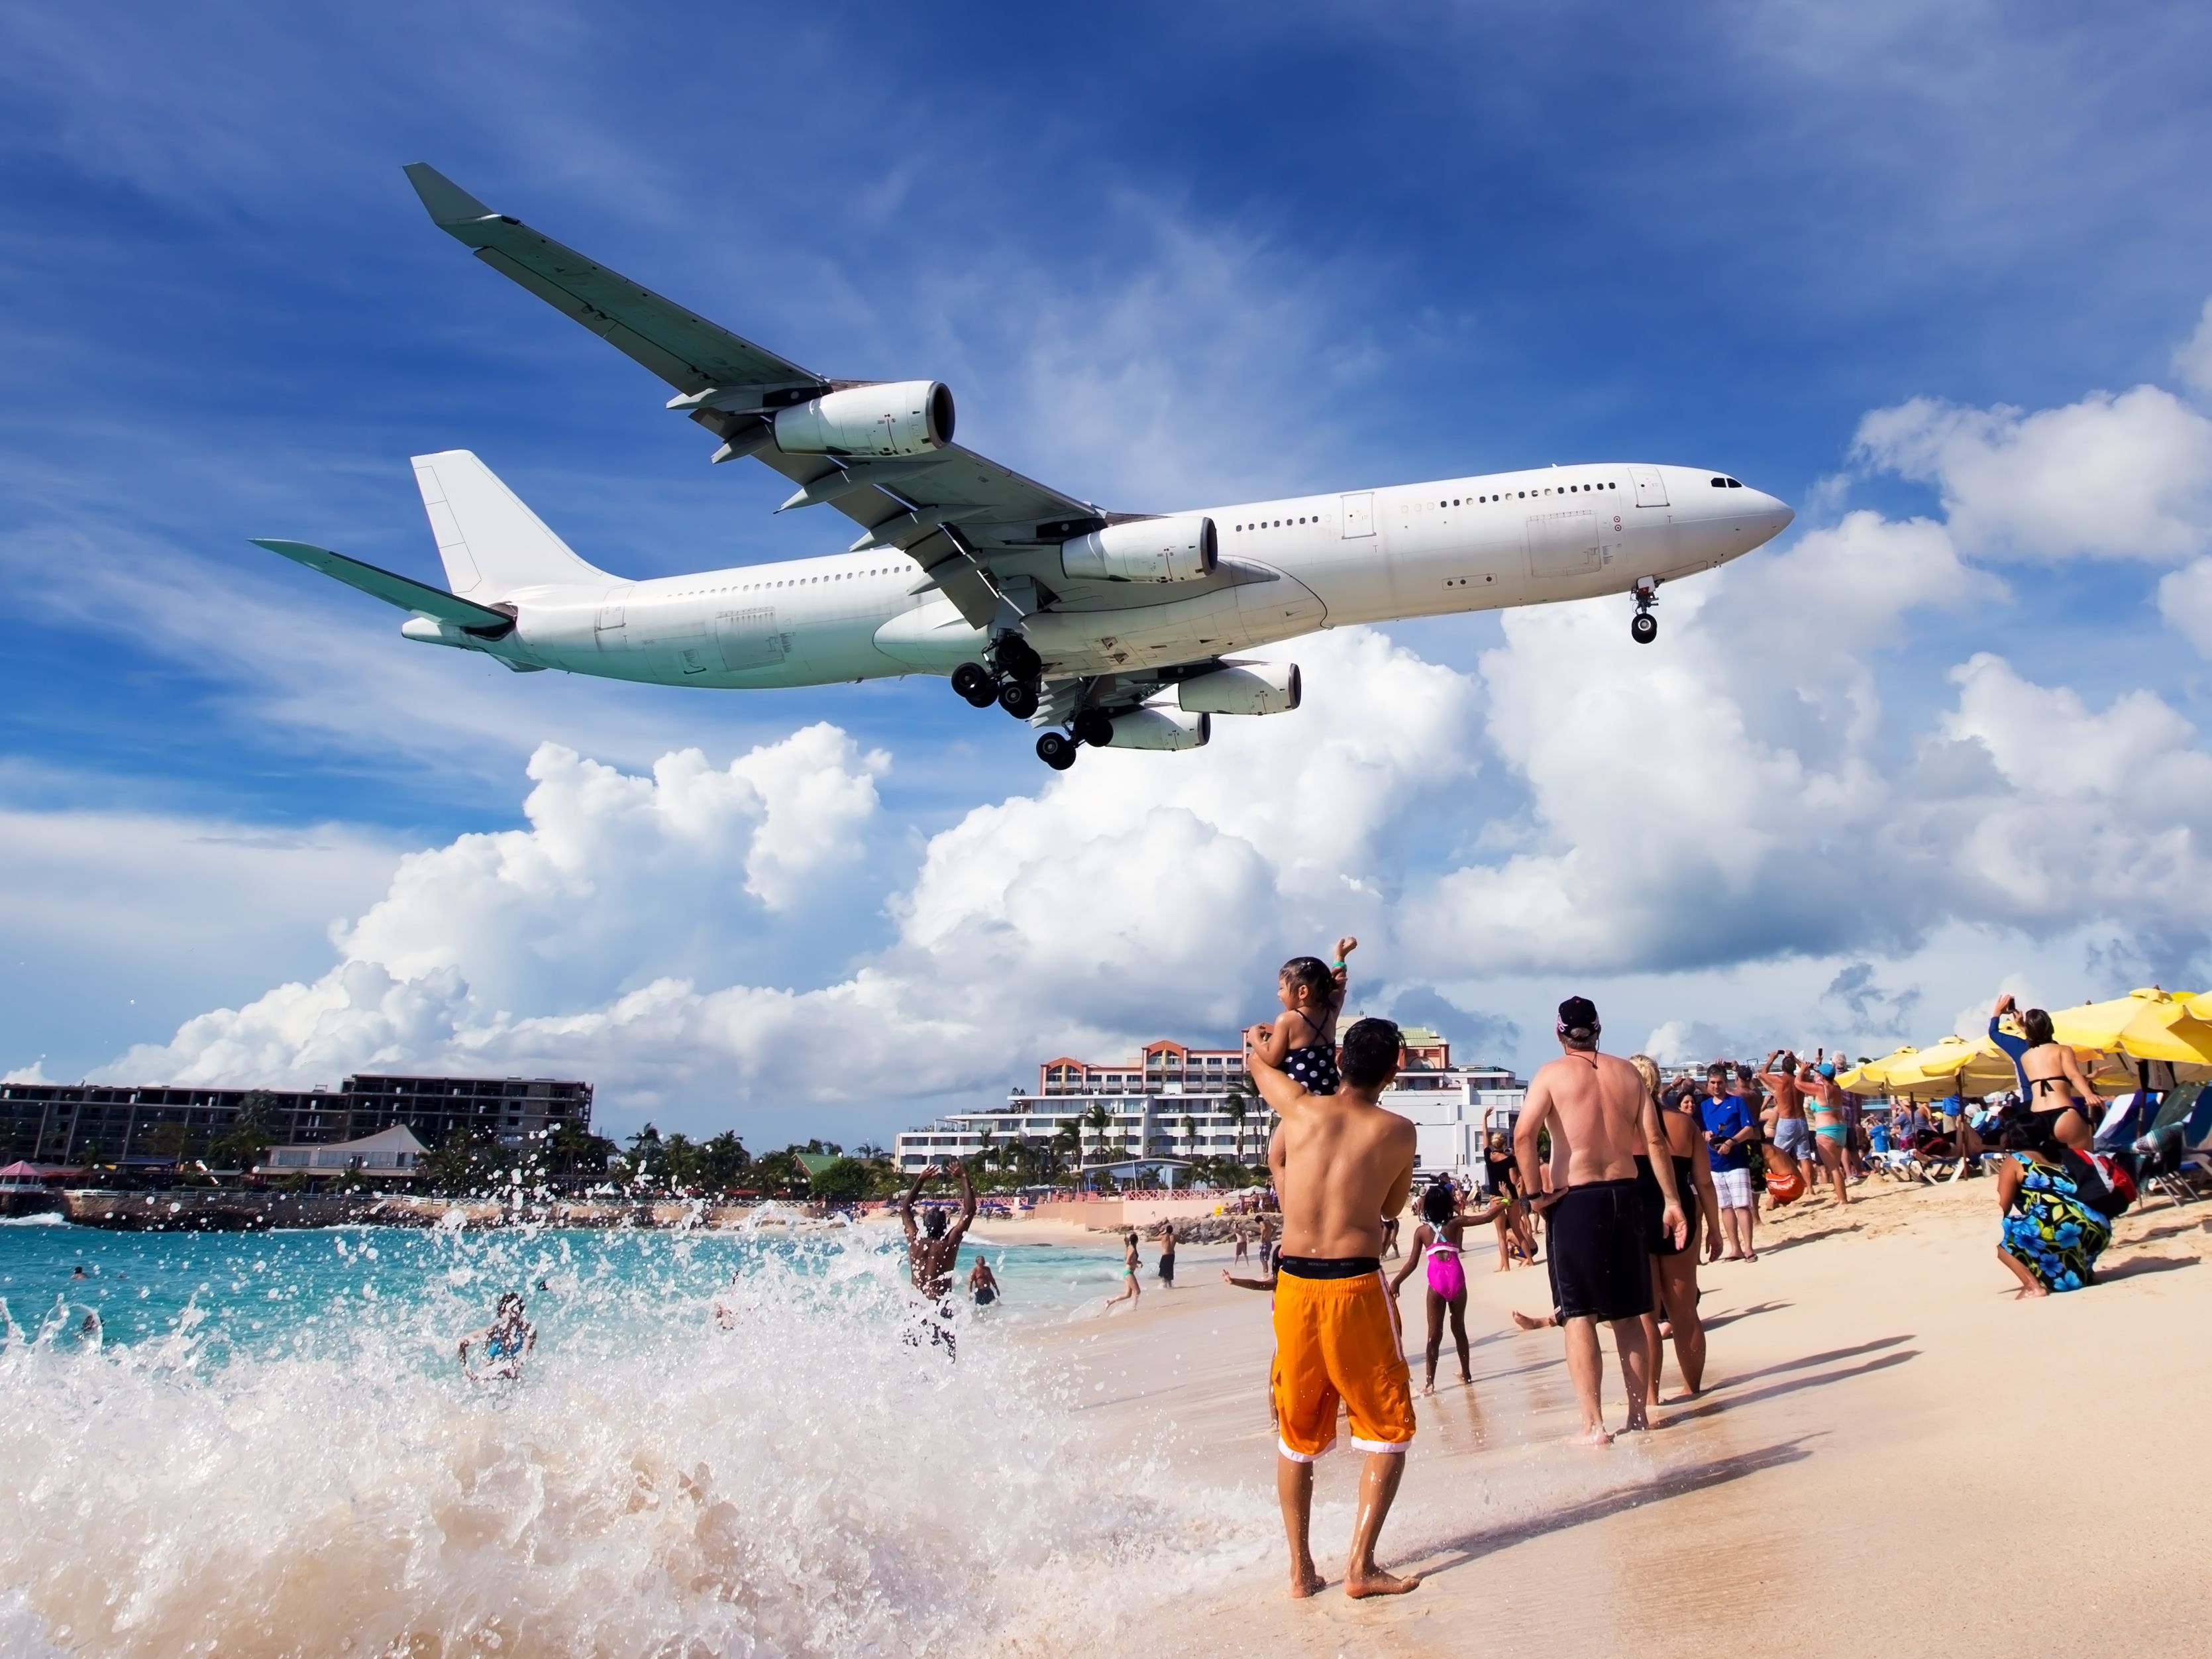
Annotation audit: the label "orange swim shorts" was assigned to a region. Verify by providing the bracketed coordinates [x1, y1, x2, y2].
[1269, 1263, 1416, 1461]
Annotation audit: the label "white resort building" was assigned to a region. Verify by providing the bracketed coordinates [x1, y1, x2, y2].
[258, 1124, 429, 1181]
[893, 1029, 1524, 1179]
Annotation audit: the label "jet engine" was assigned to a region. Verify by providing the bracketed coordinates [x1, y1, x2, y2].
[772, 380, 954, 458]
[1106, 707, 1211, 751]
[1060, 516, 1218, 584]
[1177, 661, 1300, 716]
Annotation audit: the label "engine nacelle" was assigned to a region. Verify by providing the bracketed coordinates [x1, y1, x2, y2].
[1107, 706, 1211, 751]
[1178, 661, 1300, 717]
[1061, 516, 1218, 584]
[772, 380, 954, 458]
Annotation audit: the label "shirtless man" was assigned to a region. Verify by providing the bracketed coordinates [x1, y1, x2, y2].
[1514, 997, 1685, 1444]
[1759, 1049, 1820, 1197]
[898, 1161, 977, 1355]
[1248, 1014, 1421, 1600]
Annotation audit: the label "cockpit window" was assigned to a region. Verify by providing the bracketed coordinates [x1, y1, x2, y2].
[1713, 476, 1744, 488]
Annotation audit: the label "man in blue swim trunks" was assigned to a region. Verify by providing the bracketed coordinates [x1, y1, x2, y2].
[1759, 1050, 1818, 1201]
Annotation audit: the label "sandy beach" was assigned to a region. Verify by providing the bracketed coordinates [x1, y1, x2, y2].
[1031, 1176, 2212, 1658]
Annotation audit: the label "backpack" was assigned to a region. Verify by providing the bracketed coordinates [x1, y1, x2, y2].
[2060, 1148, 2137, 1219]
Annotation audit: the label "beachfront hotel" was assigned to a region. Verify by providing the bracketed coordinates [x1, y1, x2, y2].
[893, 1028, 1524, 1178]
[0, 1073, 593, 1171]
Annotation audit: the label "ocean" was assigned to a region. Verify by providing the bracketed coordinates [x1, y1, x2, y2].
[0, 1212, 1257, 1655]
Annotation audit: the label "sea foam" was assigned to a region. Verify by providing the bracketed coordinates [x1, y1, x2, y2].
[0, 1224, 1267, 1655]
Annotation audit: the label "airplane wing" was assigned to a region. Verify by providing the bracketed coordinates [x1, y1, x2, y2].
[249, 538, 516, 635]
[403, 165, 1139, 631]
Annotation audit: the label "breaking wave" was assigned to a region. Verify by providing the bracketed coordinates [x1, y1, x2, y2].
[0, 1224, 1266, 1655]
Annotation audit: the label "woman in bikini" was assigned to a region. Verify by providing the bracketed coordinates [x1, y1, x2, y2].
[1483, 1128, 1539, 1270]
[1632, 1056, 1720, 1403]
[1988, 993, 2098, 1153]
[1100, 1230, 1143, 1314]
[1390, 1177, 1503, 1394]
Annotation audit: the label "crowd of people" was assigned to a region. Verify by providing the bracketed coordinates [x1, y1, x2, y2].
[1218, 938, 2172, 1601]
[447, 942, 2169, 1608]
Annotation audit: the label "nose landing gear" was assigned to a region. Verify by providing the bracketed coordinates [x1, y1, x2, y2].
[1630, 578, 1659, 645]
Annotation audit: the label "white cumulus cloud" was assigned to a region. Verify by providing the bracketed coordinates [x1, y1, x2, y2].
[1853, 385, 2212, 562]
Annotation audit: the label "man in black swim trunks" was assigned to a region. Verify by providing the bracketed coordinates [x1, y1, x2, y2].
[1514, 997, 1685, 1443]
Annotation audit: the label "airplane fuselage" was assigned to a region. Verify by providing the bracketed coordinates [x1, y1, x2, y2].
[463, 462, 1789, 688]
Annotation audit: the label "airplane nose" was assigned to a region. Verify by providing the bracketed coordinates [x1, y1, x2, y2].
[1750, 491, 1793, 539]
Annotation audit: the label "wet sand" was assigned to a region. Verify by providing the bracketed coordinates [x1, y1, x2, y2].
[1039, 1175, 2212, 1658]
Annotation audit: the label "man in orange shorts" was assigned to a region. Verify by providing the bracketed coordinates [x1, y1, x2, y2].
[1247, 1014, 1420, 1599]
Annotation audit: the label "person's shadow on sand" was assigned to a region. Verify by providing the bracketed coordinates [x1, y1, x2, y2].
[2097, 1253, 2199, 1283]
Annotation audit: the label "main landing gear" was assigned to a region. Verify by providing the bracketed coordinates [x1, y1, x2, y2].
[1037, 711, 1114, 771]
[1630, 577, 1659, 645]
[952, 635, 1119, 769]
[950, 633, 1045, 717]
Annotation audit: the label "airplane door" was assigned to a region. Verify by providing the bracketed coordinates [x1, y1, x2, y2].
[1341, 492, 1375, 538]
[715, 606, 788, 670]
[594, 584, 632, 648]
[1630, 466, 1669, 508]
[1526, 510, 1601, 579]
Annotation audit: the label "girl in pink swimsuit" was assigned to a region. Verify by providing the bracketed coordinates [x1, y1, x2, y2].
[1391, 1178, 1502, 1395]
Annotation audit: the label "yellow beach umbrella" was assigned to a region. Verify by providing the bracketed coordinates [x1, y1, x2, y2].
[1893, 1034, 2019, 1096]
[2042, 987, 2212, 1066]
[1836, 1046, 1918, 1094]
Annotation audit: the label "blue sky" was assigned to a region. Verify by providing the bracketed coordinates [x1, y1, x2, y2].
[5, 2, 2212, 1143]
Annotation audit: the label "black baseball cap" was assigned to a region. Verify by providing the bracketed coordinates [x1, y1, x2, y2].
[1557, 996, 1599, 1034]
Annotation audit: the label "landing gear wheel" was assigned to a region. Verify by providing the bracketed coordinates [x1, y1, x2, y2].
[998, 678, 1040, 720]
[1035, 731, 1078, 770]
[952, 661, 996, 706]
[1071, 709, 1114, 748]
[991, 634, 1042, 683]
[1631, 611, 1658, 645]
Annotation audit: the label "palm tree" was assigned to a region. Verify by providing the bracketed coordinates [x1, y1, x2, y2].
[1181, 1114, 1198, 1162]
[1051, 1123, 1080, 1185]
[1080, 1102, 1111, 1173]
[1226, 1095, 1249, 1167]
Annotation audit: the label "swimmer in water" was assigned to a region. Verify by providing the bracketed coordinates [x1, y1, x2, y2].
[900, 1161, 976, 1356]
[458, 1291, 536, 1382]
[969, 1256, 1001, 1308]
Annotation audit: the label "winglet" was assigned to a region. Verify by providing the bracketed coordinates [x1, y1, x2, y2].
[403, 163, 498, 228]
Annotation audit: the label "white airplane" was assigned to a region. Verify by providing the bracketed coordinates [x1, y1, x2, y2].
[256, 165, 1794, 769]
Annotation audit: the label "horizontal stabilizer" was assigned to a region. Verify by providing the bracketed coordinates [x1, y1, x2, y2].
[249, 539, 515, 632]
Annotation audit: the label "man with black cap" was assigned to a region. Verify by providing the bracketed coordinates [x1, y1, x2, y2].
[1514, 996, 1685, 1443]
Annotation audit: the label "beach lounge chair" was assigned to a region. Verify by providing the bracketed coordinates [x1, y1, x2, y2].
[2160, 1085, 2212, 1201]
[2127, 1083, 2205, 1208]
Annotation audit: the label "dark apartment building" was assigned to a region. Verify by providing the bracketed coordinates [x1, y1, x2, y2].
[0, 1073, 592, 1166]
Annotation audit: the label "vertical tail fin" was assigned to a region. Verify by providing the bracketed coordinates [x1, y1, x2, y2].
[410, 450, 615, 600]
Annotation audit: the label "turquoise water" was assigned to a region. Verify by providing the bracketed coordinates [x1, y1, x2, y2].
[0, 1213, 1119, 1360]
[0, 1215, 1259, 1656]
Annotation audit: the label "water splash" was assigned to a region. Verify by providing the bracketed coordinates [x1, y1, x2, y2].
[0, 1225, 1267, 1654]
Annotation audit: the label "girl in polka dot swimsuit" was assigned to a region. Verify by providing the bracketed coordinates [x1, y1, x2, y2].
[1249, 937, 1355, 1095]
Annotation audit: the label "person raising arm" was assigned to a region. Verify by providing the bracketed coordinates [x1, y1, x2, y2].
[1248, 1014, 1421, 1601]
